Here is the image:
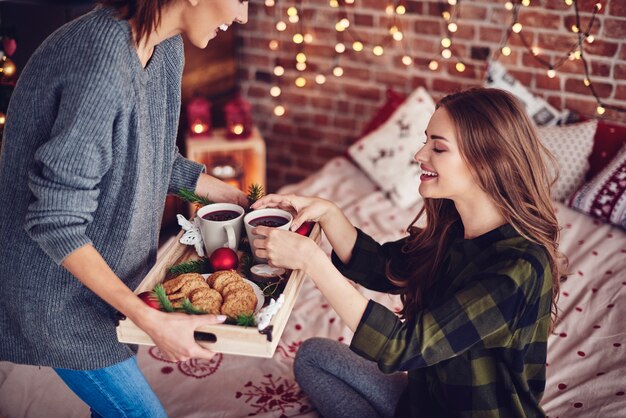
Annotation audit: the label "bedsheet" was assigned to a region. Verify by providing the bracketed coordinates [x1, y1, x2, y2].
[1, 157, 624, 417]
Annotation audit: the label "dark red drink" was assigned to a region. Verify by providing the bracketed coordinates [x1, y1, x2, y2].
[202, 210, 240, 222]
[249, 216, 289, 228]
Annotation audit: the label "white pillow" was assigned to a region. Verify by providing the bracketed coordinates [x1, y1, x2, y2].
[538, 120, 598, 202]
[348, 87, 436, 208]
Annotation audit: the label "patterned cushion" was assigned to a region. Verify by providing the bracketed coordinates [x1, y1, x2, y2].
[586, 120, 626, 180]
[347, 87, 436, 208]
[537, 120, 597, 202]
[567, 145, 626, 229]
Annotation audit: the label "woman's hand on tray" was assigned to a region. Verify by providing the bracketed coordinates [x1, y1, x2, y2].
[130, 307, 226, 362]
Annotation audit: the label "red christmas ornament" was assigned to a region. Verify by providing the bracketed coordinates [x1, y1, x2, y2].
[294, 221, 315, 236]
[138, 291, 161, 310]
[210, 247, 239, 271]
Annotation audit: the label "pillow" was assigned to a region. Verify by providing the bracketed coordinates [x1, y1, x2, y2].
[348, 86, 436, 208]
[360, 88, 406, 137]
[485, 62, 567, 126]
[586, 120, 626, 180]
[567, 145, 626, 229]
[537, 120, 598, 202]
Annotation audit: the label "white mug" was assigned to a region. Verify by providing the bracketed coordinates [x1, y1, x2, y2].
[244, 208, 293, 263]
[197, 203, 245, 257]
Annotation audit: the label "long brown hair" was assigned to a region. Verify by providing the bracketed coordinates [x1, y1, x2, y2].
[99, 0, 176, 44]
[389, 88, 566, 324]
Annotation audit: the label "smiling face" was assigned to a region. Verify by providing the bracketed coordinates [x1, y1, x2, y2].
[414, 107, 483, 202]
[181, 0, 249, 48]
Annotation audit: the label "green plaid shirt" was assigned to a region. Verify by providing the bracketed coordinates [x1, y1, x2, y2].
[331, 223, 552, 417]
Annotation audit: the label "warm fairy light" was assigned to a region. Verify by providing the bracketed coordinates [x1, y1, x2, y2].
[304, 33, 314, 43]
[0, 112, 5, 126]
[293, 33, 304, 44]
[564, 0, 573, 5]
[276, 21, 287, 31]
[583, 79, 591, 86]
[512, 23, 523, 33]
[596, 105, 605, 115]
[373, 45, 384, 56]
[274, 105, 285, 116]
[287, 7, 298, 16]
[442, 11, 451, 20]
[595, 3, 602, 11]
[402, 55, 413, 65]
[505, 1, 513, 9]
[353, 41, 364, 51]
[442, 49, 452, 59]
[456, 62, 466, 72]
[333, 66, 344, 77]
[547, 68, 556, 78]
[295, 77, 306, 87]
[441, 38, 452, 48]
[393, 31, 404, 41]
[335, 22, 346, 32]
[448, 0, 457, 5]
[289, 15, 299, 24]
[232, 124, 244, 135]
[522, 0, 530, 6]
[264, 0, 275, 6]
[340, 18, 350, 28]
[389, 25, 398, 34]
[385, 5, 395, 15]
[296, 62, 307, 71]
[571, 24, 579, 33]
[1, 58, 16, 78]
[531, 46, 540, 56]
[329, 0, 338, 6]
[269, 40, 279, 50]
[315, 74, 326, 84]
[192, 123, 207, 134]
[270, 86, 281, 97]
[502, 46, 512, 56]
[335, 43, 346, 53]
[345, 0, 355, 4]
[428, 60, 439, 70]
[396, 5, 406, 15]
[296, 52, 307, 63]
[448, 23, 458, 33]
[273, 65, 285, 76]
[586, 35, 595, 43]
[573, 50, 581, 60]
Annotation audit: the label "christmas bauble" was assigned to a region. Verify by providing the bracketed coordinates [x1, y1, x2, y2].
[210, 247, 239, 271]
[138, 291, 161, 310]
[2, 37, 16, 57]
[294, 221, 314, 236]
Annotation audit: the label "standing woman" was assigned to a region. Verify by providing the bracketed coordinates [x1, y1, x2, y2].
[0, 0, 248, 416]
[252, 88, 565, 417]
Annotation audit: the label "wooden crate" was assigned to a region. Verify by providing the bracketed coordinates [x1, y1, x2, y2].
[116, 223, 321, 358]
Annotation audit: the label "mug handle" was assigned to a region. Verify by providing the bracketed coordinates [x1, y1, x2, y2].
[225, 224, 236, 249]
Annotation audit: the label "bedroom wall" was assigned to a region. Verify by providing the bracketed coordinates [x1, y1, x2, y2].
[236, 0, 626, 192]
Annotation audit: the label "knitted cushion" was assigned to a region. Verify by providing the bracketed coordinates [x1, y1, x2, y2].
[537, 120, 597, 202]
[586, 120, 626, 180]
[348, 86, 435, 208]
[567, 145, 626, 229]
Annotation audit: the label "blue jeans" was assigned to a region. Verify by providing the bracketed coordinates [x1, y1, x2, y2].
[54, 356, 167, 418]
[294, 338, 408, 418]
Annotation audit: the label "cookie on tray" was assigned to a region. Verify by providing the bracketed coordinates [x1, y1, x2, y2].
[206, 270, 236, 288]
[220, 291, 257, 318]
[221, 281, 253, 299]
[163, 272, 205, 294]
[190, 288, 223, 306]
[212, 271, 244, 294]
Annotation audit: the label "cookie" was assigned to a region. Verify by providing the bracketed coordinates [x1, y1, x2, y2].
[194, 298, 222, 315]
[207, 270, 236, 287]
[213, 271, 243, 294]
[190, 288, 223, 305]
[220, 292, 257, 318]
[221, 281, 253, 299]
[163, 273, 205, 294]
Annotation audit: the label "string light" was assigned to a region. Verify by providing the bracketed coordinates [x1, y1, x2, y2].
[522, 0, 531, 6]
[448, 23, 458, 33]
[276, 21, 287, 31]
[502, 46, 512, 56]
[393, 31, 404, 41]
[571, 24, 579, 33]
[274, 105, 285, 116]
[270, 86, 281, 97]
[287, 7, 298, 16]
[441, 38, 452, 48]
[596, 105, 605, 115]
[315, 74, 326, 84]
[329, 0, 338, 7]
[296, 62, 307, 71]
[512, 22, 523, 33]
[289, 15, 299, 24]
[402, 55, 413, 66]
[385, 5, 394, 15]
[335, 22, 346, 32]
[547, 68, 556, 78]
[456, 62, 466, 72]
[586, 35, 595, 43]
[428, 60, 439, 71]
[335, 43, 346, 53]
[505, 1, 514, 9]
[293, 33, 304, 44]
[273, 65, 285, 76]
[373, 45, 384, 56]
[565, 0, 573, 5]
[448, 0, 457, 5]
[352, 41, 364, 52]
[442, 49, 452, 59]
[583, 78, 591, 87]
[333, 66, 344, 77]
[295, 77, 306, 87]
[296, 52, 307, 63]
[442, 11, 451, 20]
[264, 0, 274, 7]
[269, 40, 279, 50]
[396, 5, 406, 15]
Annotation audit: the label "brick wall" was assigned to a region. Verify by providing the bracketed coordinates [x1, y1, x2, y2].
[236, 0, 626, 192]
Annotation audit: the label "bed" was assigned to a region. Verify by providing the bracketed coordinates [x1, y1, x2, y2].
[1, 155, 624, 417]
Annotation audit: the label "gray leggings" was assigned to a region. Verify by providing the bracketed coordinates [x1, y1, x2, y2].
[294, 338, 408, 418]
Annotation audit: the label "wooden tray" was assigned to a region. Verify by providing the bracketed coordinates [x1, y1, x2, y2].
[116, 223, 321, 358]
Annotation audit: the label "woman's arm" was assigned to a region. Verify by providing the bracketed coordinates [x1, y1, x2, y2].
[62, 244, 225, 362]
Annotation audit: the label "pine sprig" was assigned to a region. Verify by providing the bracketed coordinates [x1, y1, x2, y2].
[178, 188, 214, 206]
[153, 284, 175, 312]
[234, 313, 256, 327]
[180, 298, 207, 315]
[168, 258, 210, 276]
[247, 184, 264, 206]
[238, 252, 253, 278]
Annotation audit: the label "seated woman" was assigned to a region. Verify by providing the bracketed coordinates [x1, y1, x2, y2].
[251, 88, 565, 417]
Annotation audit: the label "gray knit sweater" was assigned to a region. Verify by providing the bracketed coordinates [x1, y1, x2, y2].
[0, 6, 204, 369]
